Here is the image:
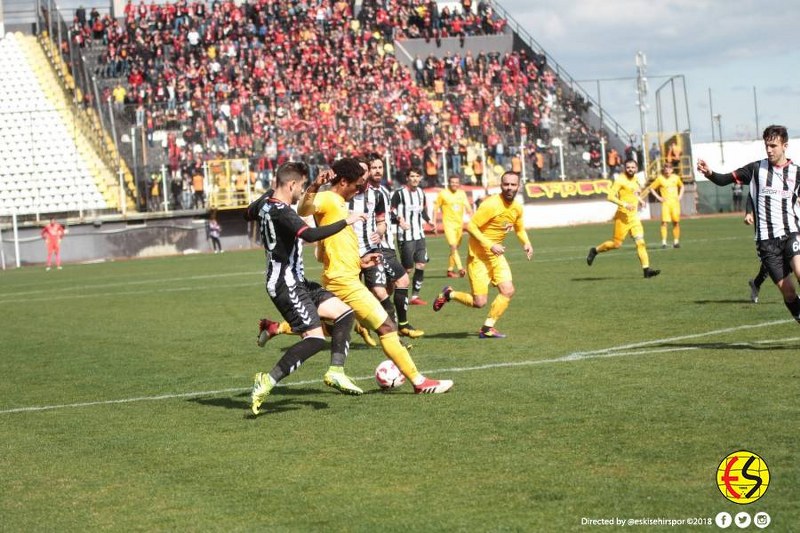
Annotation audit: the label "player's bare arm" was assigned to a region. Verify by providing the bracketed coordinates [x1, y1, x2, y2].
[298, 169, 334, 216]
[523, 243, 533, 260]
[359, 252, 382, 269]
[346, 213, 368, 226]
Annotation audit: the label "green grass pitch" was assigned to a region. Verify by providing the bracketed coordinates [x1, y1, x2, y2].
[1, 215, 797, 531]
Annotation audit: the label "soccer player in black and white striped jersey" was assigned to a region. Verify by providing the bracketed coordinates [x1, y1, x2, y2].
[697, 125, 800, 322]
[360, 155, 424, 338]
[392, 168, 432, 305]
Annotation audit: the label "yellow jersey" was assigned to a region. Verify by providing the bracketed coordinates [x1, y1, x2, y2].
[649, 173, 684, 202]
[609, 174, 642, 217]
[435, 188, 470, 227]
[467, 194, 528, 257]
[307, 190, 362, 279]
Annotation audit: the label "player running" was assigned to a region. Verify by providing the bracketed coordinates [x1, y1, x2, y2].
[432, 171, 533, 338]
[586, 158, 661, 278]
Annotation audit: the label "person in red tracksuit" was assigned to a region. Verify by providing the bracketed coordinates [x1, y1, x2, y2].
[41, 218, 66, 270]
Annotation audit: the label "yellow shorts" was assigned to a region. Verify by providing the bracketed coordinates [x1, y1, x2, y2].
[467, 251, 512, 296]
[661, 200, 681, 223]
[613, 212, 644, 242]
[443, 223, 464, 247]
[322, 275, 388, 330]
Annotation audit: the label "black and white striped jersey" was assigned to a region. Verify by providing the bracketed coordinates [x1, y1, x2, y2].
[258, 198, 308, 295]
[734, 159, 800, 241]
[392, 186, 429, 242]
[377, 184, 397, 251]
[348, 186, 385, 256]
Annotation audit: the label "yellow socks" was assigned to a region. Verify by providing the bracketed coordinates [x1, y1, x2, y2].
[636, 239, 650, 269]
[596, 240, 616, 253]
[450, 290, 474, 307]
[487, 294, 510, 325]
[379, 331, 422, 383]
[452, 250, 463, 271]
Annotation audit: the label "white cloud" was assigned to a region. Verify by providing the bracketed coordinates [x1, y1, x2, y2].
[496, 0, 800, 141]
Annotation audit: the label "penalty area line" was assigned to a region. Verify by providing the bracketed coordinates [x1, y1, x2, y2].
[0, 320, 790, 415]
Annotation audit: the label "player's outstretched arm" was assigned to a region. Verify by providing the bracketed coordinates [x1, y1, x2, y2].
[696, 159, 734, 186]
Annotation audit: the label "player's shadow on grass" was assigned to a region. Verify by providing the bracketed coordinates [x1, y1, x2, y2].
[422, 331, 475, 340]
[571, 276, 615, 282]
[189, 388, 330, 415]
[693, 299, 761, 304]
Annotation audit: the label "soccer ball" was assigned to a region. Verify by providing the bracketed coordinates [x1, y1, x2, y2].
[375, 360, 406, 389]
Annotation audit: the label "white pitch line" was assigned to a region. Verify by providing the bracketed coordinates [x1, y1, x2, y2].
[0, 281, 257, 305]
[0, 320, 793, 415]
[0, 270, 264, 301]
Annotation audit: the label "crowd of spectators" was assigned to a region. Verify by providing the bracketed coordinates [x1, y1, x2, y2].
[359, 0, 506, 45]
[64, 0, 604, 210]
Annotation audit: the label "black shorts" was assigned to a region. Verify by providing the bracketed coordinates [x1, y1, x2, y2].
[362, 260, 388, 289]
[398, 238, 429, 269]
[756, 233, 800, 283]
[380, 247, 406, 283]
[269, 279, 333, 334]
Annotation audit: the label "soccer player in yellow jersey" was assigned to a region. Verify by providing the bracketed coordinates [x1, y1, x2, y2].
[432, 172, 533, 338]
[433, 175, 473, 278]
[298, 158, 453, 394]
[641, 161, 684, 248]
[586, 158, 661, 278]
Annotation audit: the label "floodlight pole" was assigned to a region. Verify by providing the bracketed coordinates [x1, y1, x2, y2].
[714, 114, 724, 165]
[635, 51, 649, 175]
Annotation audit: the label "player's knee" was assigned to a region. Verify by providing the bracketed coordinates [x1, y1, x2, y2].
[777, 278, 797, 298]
[611, 240, 622, 249]
[377, 317, 397, 335]
[473, 296, 488, 308]
[371, 286, 389, 300]
[499, 286, 515, 298]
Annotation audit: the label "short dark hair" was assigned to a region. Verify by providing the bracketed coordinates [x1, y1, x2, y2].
[275, 161, 308, 187]
[331, 158, 365, 185]
[500, 171, 520, 183]
[624, 158, 638, 166]
[763, 125, 788, 144]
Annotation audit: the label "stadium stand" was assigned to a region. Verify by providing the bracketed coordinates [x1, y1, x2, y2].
[53, 0, 626, 213]
[2, 0, 634, 219]
[0, 31, 129, 217]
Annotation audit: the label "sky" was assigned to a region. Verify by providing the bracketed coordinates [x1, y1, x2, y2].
[497, 0, 800, 144]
